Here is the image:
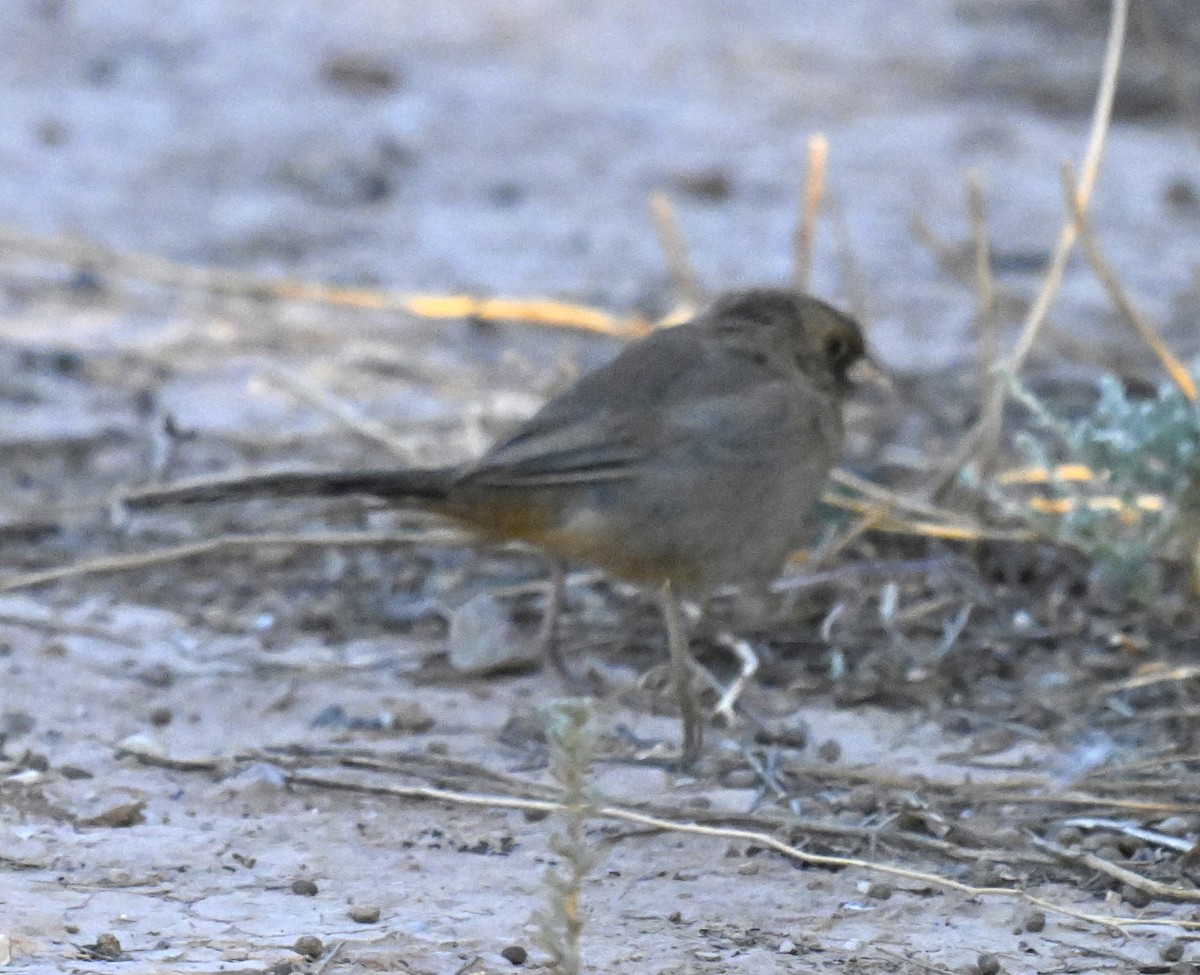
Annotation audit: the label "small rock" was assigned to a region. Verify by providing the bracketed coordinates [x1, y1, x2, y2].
[1023, 910, 1046, 932]
[754, 717, 809, 750]
[1, 710, 35, 736]
[149, 706, 173, 727]
[1154, 816, 1191, 837]
[321, 52, 404, 95]
[140, 663, 174, 688]
[78, 800, 146, 829]
[500, 945, 528, 966]
[291, 935, 323, 960]
[448, 593, 537, 674]
[1161, 940, 1185, 963]
[866, 881, 892, 900]
[817, 739, 841, 763]
[1121, 883, 1153, 908]
[977, 952, 1002, 975]
[88, 933, 123, 961]
[266, 962, 296, 975]
[1054, 826, 1083, 847]
[290, 878, 319, 897]
[844, 785, 880, 814]
[348, 903, 380, 924]
[1165, 178, 1199, 210]
[670, 166, 733, 202]
[737, 862, 759, 876]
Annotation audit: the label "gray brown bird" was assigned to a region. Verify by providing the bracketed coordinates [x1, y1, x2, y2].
[125, 288, 868, 764]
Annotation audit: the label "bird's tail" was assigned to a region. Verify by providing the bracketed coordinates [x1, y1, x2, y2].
[122, 467, 454, 510]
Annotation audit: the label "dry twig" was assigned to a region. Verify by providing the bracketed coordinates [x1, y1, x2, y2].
[648, 190, 704, 308]
[793, 133, 828, 290]
[0, 529, 464, 594]
[1059, 161, 1197, 402]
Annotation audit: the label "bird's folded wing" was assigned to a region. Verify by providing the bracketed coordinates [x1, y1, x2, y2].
[459, 328, 808, 489]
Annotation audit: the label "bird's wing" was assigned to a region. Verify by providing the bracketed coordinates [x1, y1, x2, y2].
[459, 325, 783, 488]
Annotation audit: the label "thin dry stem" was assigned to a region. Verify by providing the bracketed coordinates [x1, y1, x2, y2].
[276, 768, 1200, 933]
[1006, 0, 1127, 372]
[258, 365, 419, 460]
[936, 0, 1129, 486]
[1059, 160, 1197, 402]
[0, 223, 647, 339]
[0, 529, 464, 594]
[965, 169, 1004, 481]
[793, 132, 828, 290]
[647, 190, 704, 308]
[1032, 836, 1200, 904]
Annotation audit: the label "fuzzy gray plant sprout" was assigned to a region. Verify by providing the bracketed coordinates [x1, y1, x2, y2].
[535, 700, 601, 975]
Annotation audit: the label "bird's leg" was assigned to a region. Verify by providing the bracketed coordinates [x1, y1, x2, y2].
[535, 558, 582, 689]
[659, 581, 703, 767]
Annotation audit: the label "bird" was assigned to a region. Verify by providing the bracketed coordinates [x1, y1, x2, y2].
[124, 287, 869, 765]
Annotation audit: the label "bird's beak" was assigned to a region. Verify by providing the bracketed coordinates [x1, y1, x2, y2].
[847, 353, 894, 392]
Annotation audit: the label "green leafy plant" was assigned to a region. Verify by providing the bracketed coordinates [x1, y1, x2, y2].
[1002, 365, 1200, 601]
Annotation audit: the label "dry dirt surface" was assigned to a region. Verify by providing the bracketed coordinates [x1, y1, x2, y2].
[3, 2, 1200, 974]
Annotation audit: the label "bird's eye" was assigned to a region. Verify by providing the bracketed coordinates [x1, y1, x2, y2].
[824, 335, 846, 361]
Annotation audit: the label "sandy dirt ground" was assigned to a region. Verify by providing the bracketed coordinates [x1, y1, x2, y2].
[3, 2, 1200, 973]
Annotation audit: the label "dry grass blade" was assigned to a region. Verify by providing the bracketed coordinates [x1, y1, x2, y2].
[792, 132, 828, 290]
[965, 169, 1003, 481]
[258, 365, 418, 461]
[1059, 160, 1197, 402]
[277, 768, 1200, 933]
[648, 189, 704, 308]
[1005, 0, 1127, 373]
[0, 223, 646, 339]
[0, 529, 465, 594]
[1031, 836, 1200, 904]
[932, 0, 1129, 489]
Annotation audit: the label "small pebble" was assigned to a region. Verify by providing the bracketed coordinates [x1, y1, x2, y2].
[817, 739, 841, 763]
[1121, 883, 1152, 908]
[290, 878, 319, 897]
[348, 904, 380, 923]
[754, 717, 809, 750]
[291, 935, 323, 959]
[737, 862, 759, 876]
[977, 952, 1001, 975]
[1155, 816, 1191, 837]
[865, 881, 892, 900]
[92, 933, 122, 960]
[1054, 827, 1083, 847]
[266, 962, 296, 975]
[140, 663, 174, 688]
[1165, 178, 1199, 210]
[1023, 910, 1046, 932]
[500, 945, 527, 966]
[149, 706, 173, 727]
[1161, 940, 1185, 963]
[844, 785, 880, 814]
[722, 767, 759, 789]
